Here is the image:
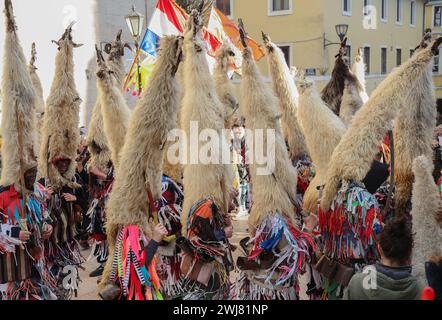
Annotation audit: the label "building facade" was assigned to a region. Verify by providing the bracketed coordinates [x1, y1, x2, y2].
[425, 0, 442, 111]
[85, 0, 427, 125]
[217, 0, 425, 93]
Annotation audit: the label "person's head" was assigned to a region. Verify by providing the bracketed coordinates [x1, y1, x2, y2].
[24, 166, 37, 191]
[232, 125, 244, 140]
[53, 158, 71, 175]
[378, 218, 413, 267]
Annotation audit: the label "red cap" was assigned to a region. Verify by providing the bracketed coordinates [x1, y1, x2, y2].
[421, 287, 435, 300]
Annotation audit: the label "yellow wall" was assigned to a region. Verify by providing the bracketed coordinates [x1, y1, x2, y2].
[227, 0, 425, 99]
[425, 2, 442, 99]
[324, 0, 424, 75]
[232, 0, 325, 76]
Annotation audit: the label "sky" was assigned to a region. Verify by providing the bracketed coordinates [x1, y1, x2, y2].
[0, 0, 96, 125]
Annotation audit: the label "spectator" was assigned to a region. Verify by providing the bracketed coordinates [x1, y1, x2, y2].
[344, 218, 425, 300]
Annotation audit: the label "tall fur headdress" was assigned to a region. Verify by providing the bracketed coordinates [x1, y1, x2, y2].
[85, 97, 111, 174]
[238, 20, 298, 231]
[297, 79, 347, 213]
[263, 32, 309, 161]
[38, 22, 83, 190]
[95, 45, 130, 171]
[321, 38, 362, 115]
[351, 47, 369, 103]
[86, 30, 131, 174]
[394, 33, 437, 216]
[104, 29, 131, 87]
[1, 0, 38, 192]
[411, 155, 442, 280]
[321, 38, 442, 211]
[28, 43, 46, 143]
[213, 42, 240, 129]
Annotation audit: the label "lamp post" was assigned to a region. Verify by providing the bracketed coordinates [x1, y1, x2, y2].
[324, 24, 349, 48]
[125, 5, 145, 96]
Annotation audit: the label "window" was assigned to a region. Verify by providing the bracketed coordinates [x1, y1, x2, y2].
[343, 0, 352, 15]
[381, 47, 387, 74]
[269, 0, 292, 15]
[216, 0, 232, 18]
[410, 48, 415, 57]
[396, 48, 402, 66]
[434, 49, 440, 74]
[410, 1, 415, 26]
[363, 0, 372, 16]
[396, 0, 402, 23]
[364, 46, 371, 74]
[381, 0, 388, 21]
[434, 6, 442, 27]
[345, 45, 352, 63]
[277, 45, 291, 66]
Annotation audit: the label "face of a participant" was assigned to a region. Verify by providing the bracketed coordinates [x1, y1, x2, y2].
[24, 167, 37, 191]
[233, 126, 243, 139]
[56, 159, 71, 175]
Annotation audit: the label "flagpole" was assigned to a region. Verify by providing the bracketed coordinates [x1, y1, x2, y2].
[123, 48, 141, 91]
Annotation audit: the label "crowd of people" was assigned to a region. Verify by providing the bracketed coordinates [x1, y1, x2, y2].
[0, 1, 441, 301]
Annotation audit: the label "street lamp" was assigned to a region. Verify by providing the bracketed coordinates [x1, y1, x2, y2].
[335, 24, 349, 42]
[125, 5, 145, 95]
[324, 24, 349, 48]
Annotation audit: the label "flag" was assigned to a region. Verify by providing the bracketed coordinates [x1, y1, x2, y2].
[209, 7, 265, 62]
[125, 0, 222, 95]
[124, 0, 187, 95]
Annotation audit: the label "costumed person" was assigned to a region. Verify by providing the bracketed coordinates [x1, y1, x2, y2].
[86, 30, 130, 278]
[85, 74, 112, 276]
[318, 36, 442, 300]
[0, 0, 56, 300]
[37, 22, 85, 299]
[321, 38, 363, 115]
[179, 9, 234, 300]
[28, 42, 45, 148]
[394, 32, 437, 217]
[296, 77, 348, 299]
[233, 20, 314, 300]
[153, 174, 184, 299]
[410, 155, 442, 281]
[98, 35, 183, 300]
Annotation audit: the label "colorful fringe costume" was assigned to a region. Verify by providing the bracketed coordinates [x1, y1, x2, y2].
[108, 225, 163, 300]
[180, 199, 233, 300]
[0, 183, 58, 300]
[317, 182, 383, 299]
[87, 167, 114, 264]
[154, 175, 185, 298]
[234, 212, 315, 300]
